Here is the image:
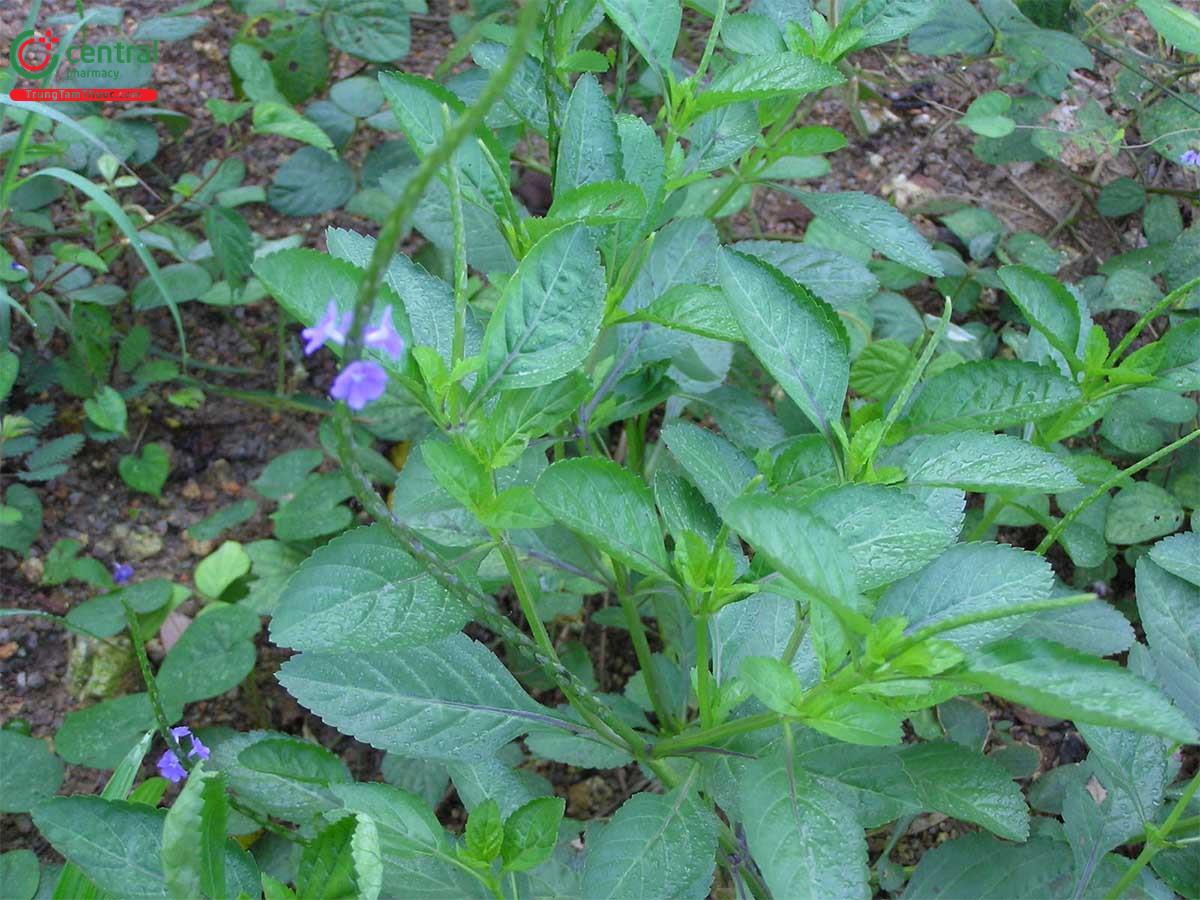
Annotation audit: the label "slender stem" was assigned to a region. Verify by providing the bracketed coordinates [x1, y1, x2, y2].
[121, 598, 177, 751]
[617, 566, 678, 731]
[695, 613, 714, 728]
[691, 0, 726, 87]
[1035, 428, 1200, 555]
[1106, 276, 1200, 366]
[653, 712, 781, 758]
[1105, 769, 1200, 899]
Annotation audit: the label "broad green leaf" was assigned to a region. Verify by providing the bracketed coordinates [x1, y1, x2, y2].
[0, 850, 38, 900]
[695, 53, 843, 113]
[807, 484, 959, 591]
[273, 472, 356, 543]
[161, 766, 228, 900]
[734, 241, 880, 308]
[900, 432, 1081, 493]
[252, 101, 335, 153]
[325, 0, 411, 61]
[446, 754, 553, 820]
[267, 147, 355, 216]
[534, 458, 669, 577]
[962, 638, 1198, 743]
[1136, 556, 1200, 729]
[905, 360, 1080, 433]
[742, 743, 869, 900]
[380, 755, 449, 809]
[56, 694, 181, 770]
[194, 540, 252, 599]
[298, 817, 358, 899]
[157, 604, 260, 707]
[351, 813, 382, 900]
[902, 833, 1075, 898]
[661, 421, 756, 516]
[83, 386, 127, 435]
[118, 443, 170, 497]
[627, 284, 741, 342]
[875, 542, 1053, 651]
[600, 0, 681, 72]
[793, 191, 943, 275]
[850, 339, 916, 399]
[208, 731, 350, 823]
[1138, 0, 1200, 53]
[556, 74, 620, 193]
[960, 91, 1015, 137]
[0, 731, 64, 813]
[684, 103, 760, 174]
[725, 493, 862, 671]
[997, 265, 1081, 364]
[472, 374, 589, 468]
[1148, 532, 1200, 587]
[0, 485, 42, 555]
[1098, 177, 1147, 217]
[251, 448, 324, 500]
[187, 499, 257, 543]
[482, 225, 606, 390]
[718, 249, 849, 438]
[277, 633, 553, 761]
[1105, 482, 1184, 544]
[65, 579, 173, 638]
[581, 784, 718, 899]
[270, 525, 467, 652]
[501, 797, 565, 872]
[33, 797, 258, 900]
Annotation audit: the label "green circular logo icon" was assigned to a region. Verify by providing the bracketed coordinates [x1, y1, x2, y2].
[11, 29, 59, 81]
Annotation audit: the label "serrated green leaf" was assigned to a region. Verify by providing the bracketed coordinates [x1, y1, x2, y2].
[997, 265, 1082, 364]
[0, 731, 64, 814]
[792, 191, 943, 275]
[1136, 556, 1200, 729]
[162, 766, 227, 900]
[900, 432, 1081, 493]
[905, 359, 1080, 433]
[83, 386, 127, 435]
[600, 0, 681, 72]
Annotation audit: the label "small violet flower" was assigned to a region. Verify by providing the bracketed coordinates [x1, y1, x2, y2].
[1180, 149, 1200, 168]
[157, 750, 187, 783]
[9, 261, 26, 273]
[330, 360, 388, 411]
[363, 307, 405, 360]
[301, 299, 352, 356]
[112, 562, 134, 585]
[156, 726, 211, 783]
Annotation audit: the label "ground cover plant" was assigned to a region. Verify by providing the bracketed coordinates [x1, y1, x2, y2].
[2, 0, 1199, 897]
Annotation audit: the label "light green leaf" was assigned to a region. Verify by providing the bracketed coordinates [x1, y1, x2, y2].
[534, 458, 669, 577]
[298, 817, 358, 899]
[162, 766, 227, 900]
[158, 604, 260, 707]
[627, 284, 741, 342]
[962, 638, 1198, 743]
[741, 743, 869, 900]
[482, 225, 606, 390]
[1138, 0, 1200, 53]
[900, 432, 1081, 493]
[1148, 532, 1200, 587]
[960, 91, 1015, 137]
[875, 542, 1053, 651]
[194, 541, 252, 600]
[187, 499, 257, 543]
[252, 101, 335, 152]
[56, 694, 182, 770]
[83, 386, 127, 435]
[696, 53, 843, 113]
[1136, 556, 1200, 729]
[33, 797, 258, 900]
[501, 797, 565, 873]
[1105, 482, 1185, 544]
[718, 249, 849, 438]
[277, 633, 553, 761]
[270, 525, 467, 652]
[807, 484, 959, 591]
[997, 265, 1082, 364]
[581, 783, 718, 899]
[556, 74, 620, 193]
[0, 731, 64, 813]
[661, 421, 756, 516]
[209, 731, 350, 824]
[0, 850, 38, 900]
[905, 360, 1080, 433]
[118, 443, 170, 497]
[792, 190, 943, 275]
[600, 0, 681, 72]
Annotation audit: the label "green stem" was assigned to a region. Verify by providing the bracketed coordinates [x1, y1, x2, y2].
[695, 613, 714, 728]
[653, 712, 780, 758]
[1105, 770, 1200, 899]
[617, 567, 678, 731]
[1106, 276, 1200, 366]
[121, 598, 177, 752]
[1035, 428, 1200, 555]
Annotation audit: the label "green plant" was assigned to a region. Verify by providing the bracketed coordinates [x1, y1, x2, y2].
[2, 1, 1198, 899]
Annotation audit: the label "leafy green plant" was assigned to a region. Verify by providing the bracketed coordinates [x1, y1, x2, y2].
[2, 1, 1198, 899]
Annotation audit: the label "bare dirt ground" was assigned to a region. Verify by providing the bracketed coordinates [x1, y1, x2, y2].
[1, 0, 1195, 879]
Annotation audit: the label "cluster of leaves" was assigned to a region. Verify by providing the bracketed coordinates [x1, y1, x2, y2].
[2, 1, 1199, 900]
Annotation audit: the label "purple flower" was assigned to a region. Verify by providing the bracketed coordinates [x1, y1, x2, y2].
[157, 749, 187, 783]
[112, 562, 133, 585]
[301, 299, 352, 355]
[1180, 149, 1200, 167]
[364, 307, 405, 360]
[171, 725, 210, 760]
[330, 360, 388, 411]
[9, 261, 25, 273]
